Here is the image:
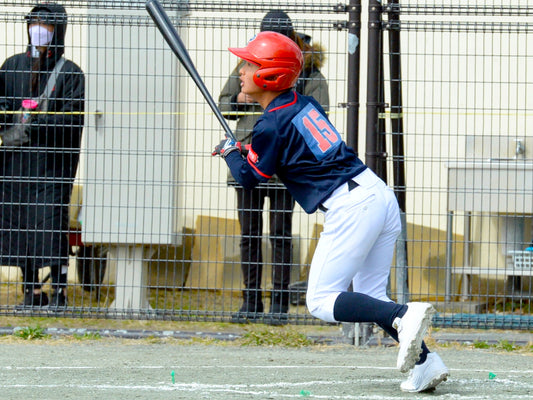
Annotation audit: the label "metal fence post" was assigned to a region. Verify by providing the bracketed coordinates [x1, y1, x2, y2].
[365, 0, 384, 173]
[387, 0, 409, 304]
[346, 0, 362, 151]
[341, 1, 366, 344]
[350, 0, 385, 345]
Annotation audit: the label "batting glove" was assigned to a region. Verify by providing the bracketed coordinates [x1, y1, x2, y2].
[212, 138, 241, 158]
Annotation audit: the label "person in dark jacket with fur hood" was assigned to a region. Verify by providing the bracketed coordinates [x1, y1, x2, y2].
[218, 10, 329, 324]
[0, 3, 85, 308]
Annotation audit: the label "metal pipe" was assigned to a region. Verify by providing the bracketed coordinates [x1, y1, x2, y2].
[387, 0, 406, 213]
[365, 0, 383, 172]
[387, 0, 409, 302]
[445, 212, 454, 302]
[346, 0, 362, 152]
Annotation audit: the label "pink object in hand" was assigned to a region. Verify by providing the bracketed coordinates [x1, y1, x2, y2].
[21, 99, 39, 110]
[21, 99, 39, 124]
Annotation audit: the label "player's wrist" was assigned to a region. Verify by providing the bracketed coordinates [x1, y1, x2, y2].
[221, 142, 241, 158]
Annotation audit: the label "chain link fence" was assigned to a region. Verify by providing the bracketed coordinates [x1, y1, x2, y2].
[0, 1, 531, 330]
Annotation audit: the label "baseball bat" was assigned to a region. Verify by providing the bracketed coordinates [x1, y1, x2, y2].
[145, 0, 236, 141]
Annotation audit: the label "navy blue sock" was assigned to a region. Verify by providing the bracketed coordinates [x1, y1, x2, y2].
[333, 292, 429, 365]
[333, 292, 407, 327]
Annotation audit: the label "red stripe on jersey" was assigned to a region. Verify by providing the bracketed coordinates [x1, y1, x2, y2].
[247, 153, 272, 179]
[268, 91, 297, 112]
[248, 146, 258, 163]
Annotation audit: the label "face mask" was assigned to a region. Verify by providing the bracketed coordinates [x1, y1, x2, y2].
[29, 25, 54, 47]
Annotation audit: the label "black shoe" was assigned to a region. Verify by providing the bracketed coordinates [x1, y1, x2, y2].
[266, 292, 289, 325]
[48, 289, 67, 309]
[266, 303, 289, 325]
[231, 301, 264, 324]
[264, 315, 289, 326]
[18, 289, 49, 308]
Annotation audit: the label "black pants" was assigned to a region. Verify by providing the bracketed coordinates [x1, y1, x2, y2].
[20, 260, 67, 291]
[0, 178, 71, 293]
[236, 186, 294, 301]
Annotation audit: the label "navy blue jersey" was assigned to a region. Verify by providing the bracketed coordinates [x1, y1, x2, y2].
[224, 90, 367, 213]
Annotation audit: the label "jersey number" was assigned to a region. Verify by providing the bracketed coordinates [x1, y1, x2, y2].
[302, 109, 340, 152]
[293, 104, 341, 160]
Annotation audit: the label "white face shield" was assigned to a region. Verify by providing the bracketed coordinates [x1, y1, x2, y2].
[29, 25, 54, 46]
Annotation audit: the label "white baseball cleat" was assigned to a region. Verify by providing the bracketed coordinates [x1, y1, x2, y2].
[393, 302, 435, 373]
[400, 352, 449, 392]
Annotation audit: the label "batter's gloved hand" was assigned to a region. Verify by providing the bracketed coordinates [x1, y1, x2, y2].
[212, 138, 241, 158]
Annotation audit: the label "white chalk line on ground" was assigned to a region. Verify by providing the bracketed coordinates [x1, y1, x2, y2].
[1, 364, 532, 374]
[2, 363, 531, 398]
[0, 382, 532, 400]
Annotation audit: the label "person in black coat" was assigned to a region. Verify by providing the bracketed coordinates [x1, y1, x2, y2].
[0, 3, 85, 308]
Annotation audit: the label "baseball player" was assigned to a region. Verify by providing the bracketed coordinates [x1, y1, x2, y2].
[213, 31, 449, 392]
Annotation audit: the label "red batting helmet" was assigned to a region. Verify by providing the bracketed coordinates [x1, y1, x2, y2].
[229, 31, 303, 91]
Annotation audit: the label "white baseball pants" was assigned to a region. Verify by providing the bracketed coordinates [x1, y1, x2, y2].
[306, 168, 402, 323]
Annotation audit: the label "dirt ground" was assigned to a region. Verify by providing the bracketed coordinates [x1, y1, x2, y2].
[0, 338, 531, 399]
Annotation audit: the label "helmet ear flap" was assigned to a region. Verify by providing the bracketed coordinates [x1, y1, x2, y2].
[253, 67, 299, 91]
[229, 32, 303, 91]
